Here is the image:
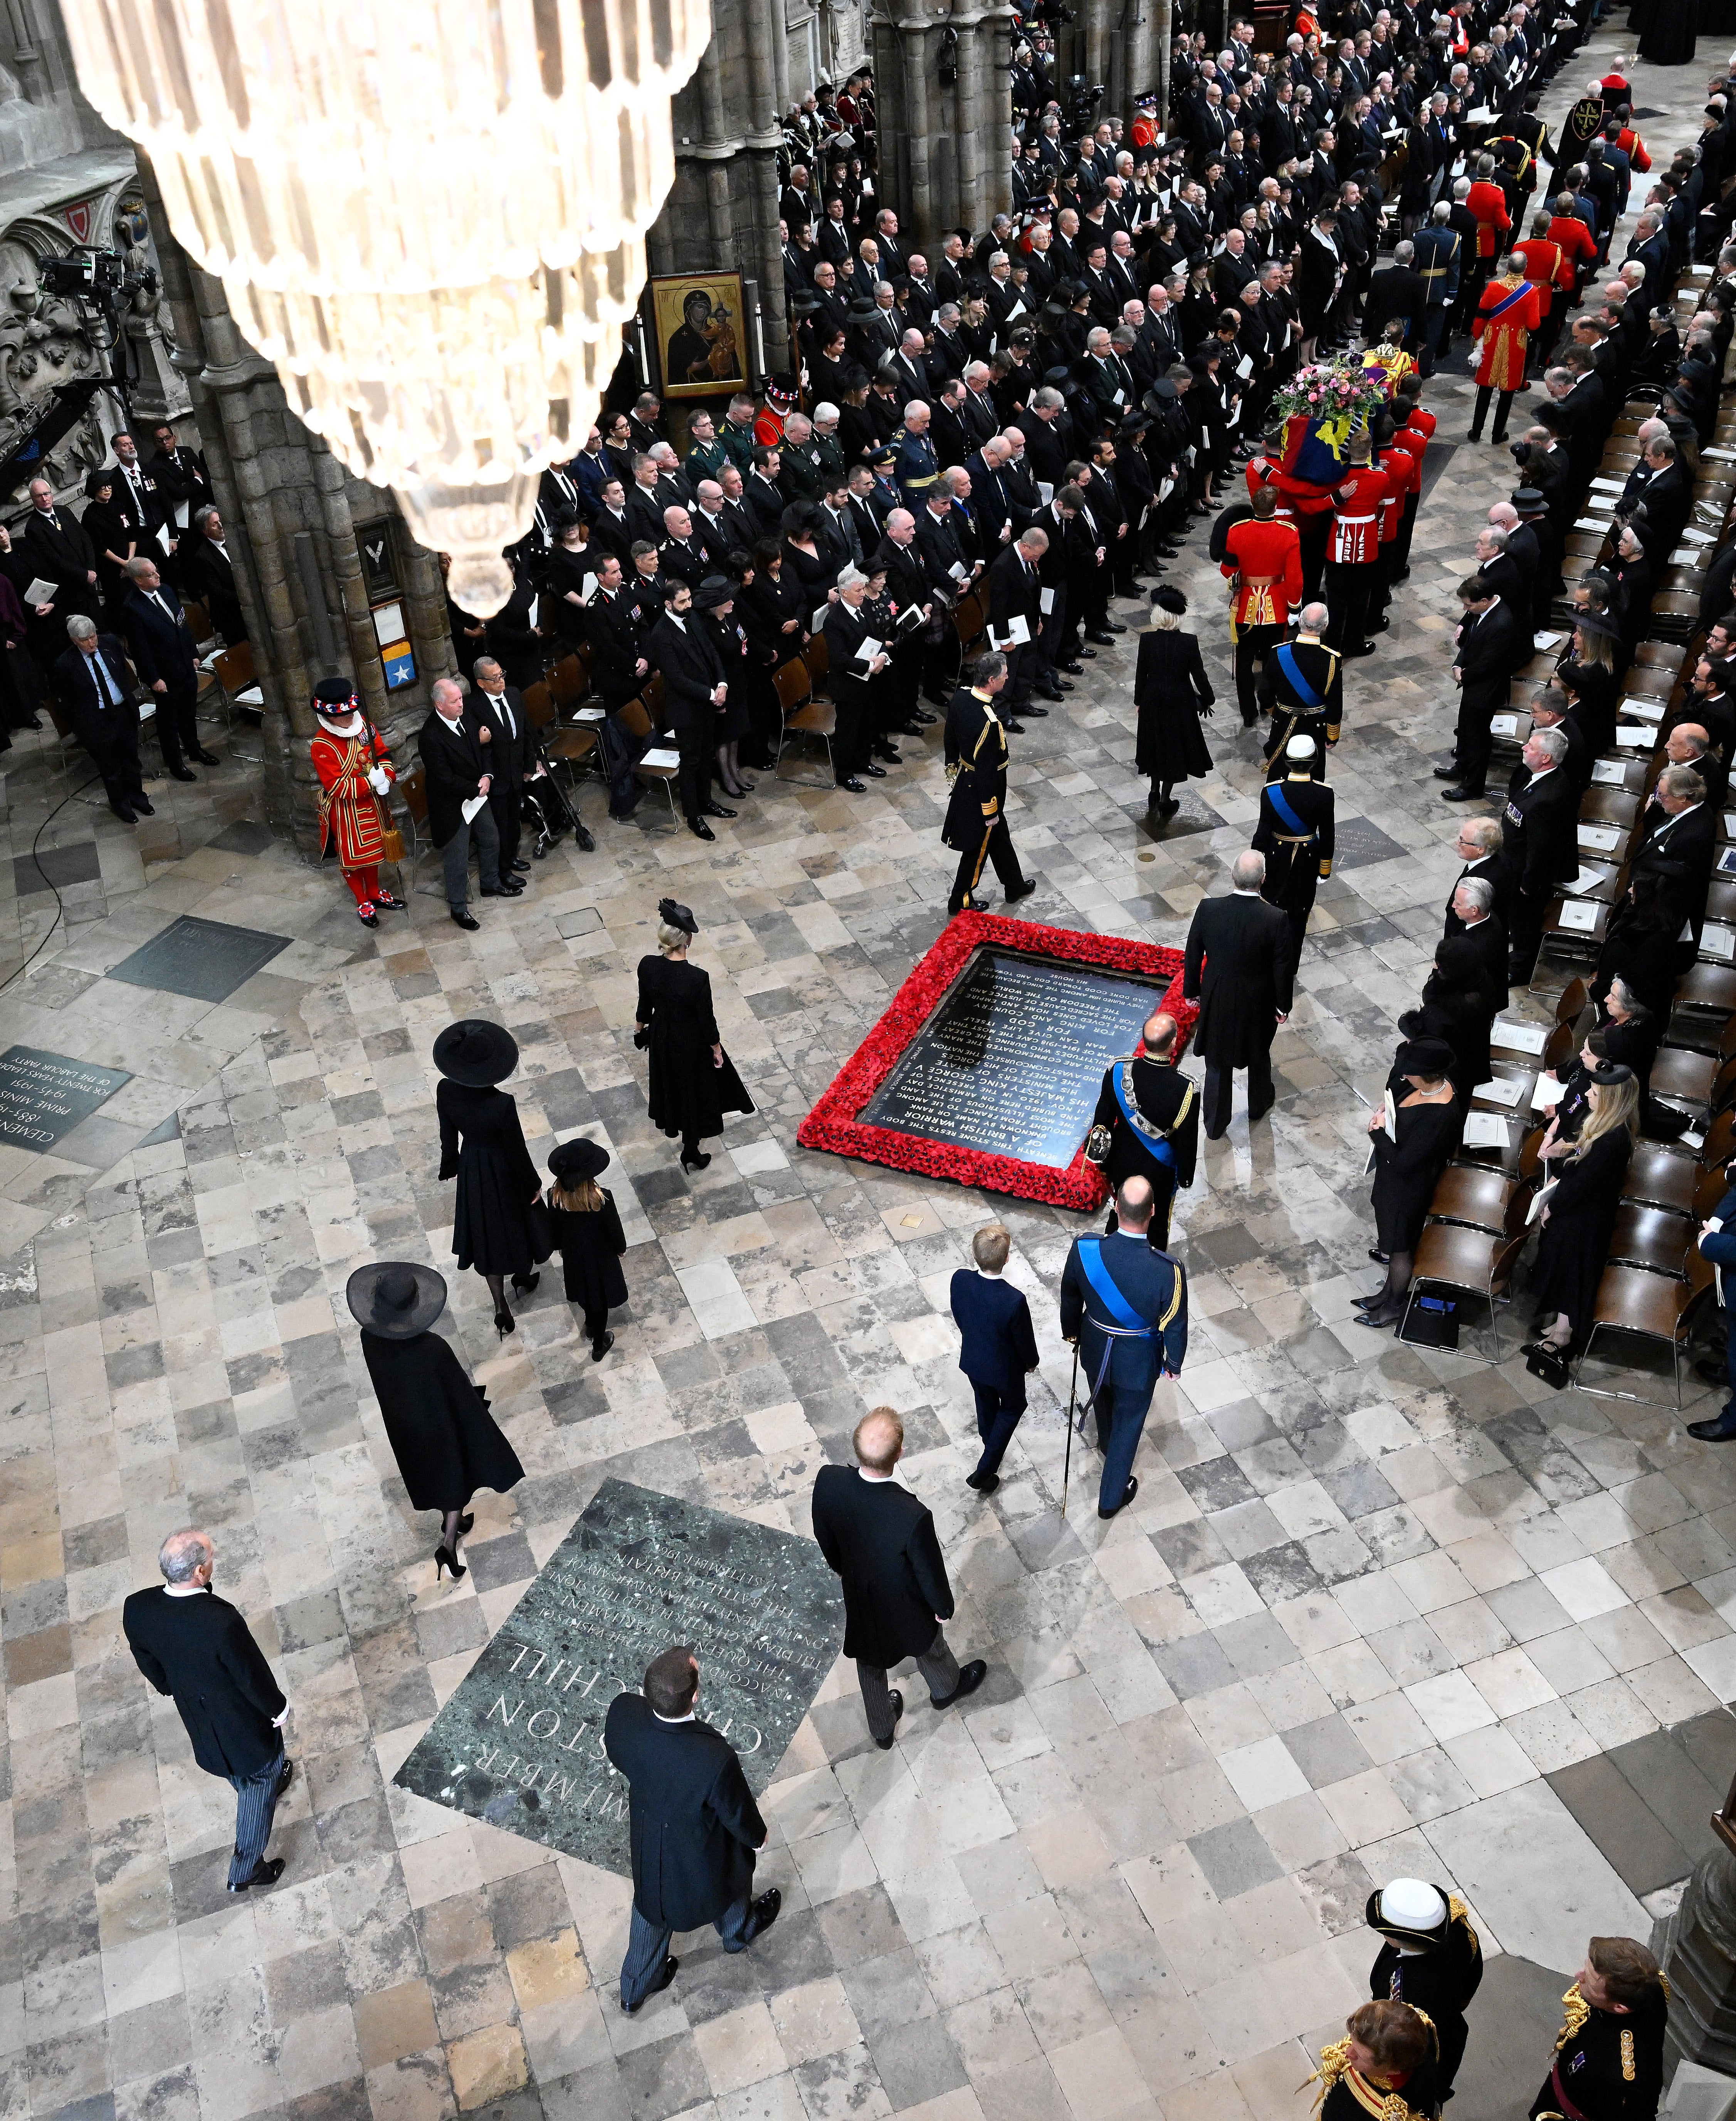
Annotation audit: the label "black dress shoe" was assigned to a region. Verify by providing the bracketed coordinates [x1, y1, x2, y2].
[110, 803, 137, 824]
[915, 711, 938, 726]
[481, 880, 524, 896]
[1105, 621, 1128, 634]
[1022, 703, 1049, 717]
[1005, 719, 1026, 734]
[965, 1470, 1001, 1493]
[133, 798, 155, 816]
[875, 1689, 904, 1750]
[1099, 1477, 1139, 1521]
[358, 906, 379, 927]
[744, 1887, 782, 1941]
[1345, 642, 1376, 658]
[450, 908, 480, 929]
[1689, 1415, 1736, 1442]
[1060, 661, 1085, 676]
[704, 801, 736, 818]
[229, 1857, 286, 1894]
[837, 776, 867, 793]
[510, 857, 531, 872]
[168, 765, 198, 782]
[192, 747, 220, 765]
[1431, 765, 1463, 780]
[864, 763, 887, 778]
[625, 1956, 679, 2012]
[1086, 631, 1116, 646]
[687, 817, 715, 840]
[1037, 685, 1064, 701]
[1441, 785, 1486, 802]
[1005, 877, 1037, 903]
[873, 746, 902, 764]
[931, 1660, 987, 1709]
[1054, 680, 1075, 693]
[1077, 646, 1098, 660]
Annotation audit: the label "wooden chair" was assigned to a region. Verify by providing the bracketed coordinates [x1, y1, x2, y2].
[1605, 1204, 1692, 1279]
[1400, 1187, 1533, 1363]
[521, 681, 599, 782]
[802, 632, 832, 701]
[208, 640, 262, 761]
[772, 656, 835, 787]
[1426, 1165, 1526, 1235]
[1490, 1018, 1572, 1073]
[1677, 963, 1736, 1019]
[548, 654, 587, 707]
[1540, 895, 1608, 961]
[1575, 1250, 1717, 1406]
[1578, 788, 1642, 830]
[615, 694, 679, 817]
[1703, 1108, 1736, 1171]
[1651, 1045, 1720, 1124]
[396, 768, 444, 899]
[1555, 977, 1588, 1027]
[1633, 642, 1686, 674]
[1622, 1141, 1702, 1216]
[952, 588, 987, 649]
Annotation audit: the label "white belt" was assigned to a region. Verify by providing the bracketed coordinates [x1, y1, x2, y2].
[1337, 513, 1376, 524]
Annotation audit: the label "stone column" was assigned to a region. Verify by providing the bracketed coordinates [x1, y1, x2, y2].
[871, 0, 1014, 245]
[1663, 1839, 1736, 2081]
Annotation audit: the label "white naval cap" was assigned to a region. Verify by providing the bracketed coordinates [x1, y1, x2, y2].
[1286, 734, 1317, 760]
[1380, 1879, 1447, 1931]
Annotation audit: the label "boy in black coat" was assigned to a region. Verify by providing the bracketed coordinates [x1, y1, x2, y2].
[949, 1223, 1040, 1494]
[811, 1409, 988, 1749]
[602, 1647, 780, 2012]
[123, 1528, 293, 1892]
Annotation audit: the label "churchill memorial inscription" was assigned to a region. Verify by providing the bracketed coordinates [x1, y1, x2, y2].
[859, 948, 1167, 1166]
[393, 1479, 843, 1874]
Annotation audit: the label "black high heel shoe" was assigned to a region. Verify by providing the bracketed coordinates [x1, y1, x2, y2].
[494, 1309, 516, 1337]
[511, 1271, 539, 1296]
[435, 1546, 467, 1582]
[680, 1149, 712, 1173]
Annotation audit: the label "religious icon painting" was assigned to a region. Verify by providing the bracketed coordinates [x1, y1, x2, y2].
[650, 271, 750, 397]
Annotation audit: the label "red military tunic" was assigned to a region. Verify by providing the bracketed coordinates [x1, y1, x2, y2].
[1376, 442, 1418, 547]
[1245, 453, 1297, 521]
[1222, 517, 1304, 627]
[313, 723, 396, 868]
[1467, 179, 1512, 259]
[754, 406, 788, 447]
[1327, 464, 1387, 565]
[1511, 235, 1563, 321]
[1546, 212, 1598, 287]
[1472, 273, 1540, 390]
[1617, 124, 1651, 173]
[1403, 404, 1437, 444]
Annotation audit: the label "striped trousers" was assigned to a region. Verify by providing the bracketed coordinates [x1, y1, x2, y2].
[227, 1747, 286, 1887]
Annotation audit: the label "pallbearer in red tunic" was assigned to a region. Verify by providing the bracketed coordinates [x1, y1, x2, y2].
[1469, 257, 1541, 447]
[1323, 436, 1388, 661]
[1222, 487, 1304, 728]
[311, 679, 406, 929]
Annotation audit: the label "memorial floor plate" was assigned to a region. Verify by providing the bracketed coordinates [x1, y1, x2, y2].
[392, 1479, 842, 1874]
[798, 912, 1191, 1208]
[0, 1046, 132, 1152]
[106, 914, 292, 1002]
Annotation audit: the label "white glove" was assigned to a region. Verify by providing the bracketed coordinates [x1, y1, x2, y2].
[368, 765, 391, 793]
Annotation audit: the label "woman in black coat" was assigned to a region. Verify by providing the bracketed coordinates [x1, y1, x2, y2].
[1132, 586, 1214, 812]
[1525, 1064, 1639, 1378]
[1356, 1037, 1462, 1329]
[434, 1021, 548, 1337]
[697, 573, 754, 797]
[348, 1262, 524, 1582]
[635, 899, 753, 1171]
[1555, 624, 1621, 752]
[734, 542, 800, 771]
[1591, 873, 1682, 1022]
[1399, 935, 1496, 1101]
[545, 1138, 629, 1361]
[81, 471, 146, 624]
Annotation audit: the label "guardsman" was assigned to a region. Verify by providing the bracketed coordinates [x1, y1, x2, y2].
[753, 376, 798, 447]
[1529, 1938, 1667, 2121]
[1252, 734, 1335, 961]
[1085, 1011, 1198, 1253]
[1059, 1176, 1188, 1520]
[1368, 1879, 1484, 2098]
[942, 650, 1038, 916]
[1261, 601, 1344, 770]
[1314, 2002, 1441, 2121]
[1371, 413, 1419, 634]
[892, 402, 943, 509]
[1323, 435, 1388, 660]
[1465, 153, 1514, 320]
[1512, 212, 1566, 376]
[1221, 486, 1304, 728]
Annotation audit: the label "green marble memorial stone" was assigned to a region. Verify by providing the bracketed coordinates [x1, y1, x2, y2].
[392, 1478, 844, 1873]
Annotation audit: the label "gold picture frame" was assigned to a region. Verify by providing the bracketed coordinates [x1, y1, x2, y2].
[650, 271, 748, 398]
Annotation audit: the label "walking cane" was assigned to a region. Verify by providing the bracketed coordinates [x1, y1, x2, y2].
[1061, 1340, 1079, 1517]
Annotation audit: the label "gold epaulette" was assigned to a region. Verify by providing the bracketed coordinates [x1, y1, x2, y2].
[1448, 1896, 1480, 1956]
[1556, 1984, 1591, 2052]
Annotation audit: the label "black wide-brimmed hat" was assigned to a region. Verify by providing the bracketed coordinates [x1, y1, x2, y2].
[695, 575, 735, 610]
[1571, 612, 1622, 641]
[548, 1138, 610, 1184]
[658, 897, 698, 934]
[1151, 584, 1188, 613]
[433, 1019, 519, 1086]
[1397, 1036, 1456, 1079]
[346, 1262, 447, 1338]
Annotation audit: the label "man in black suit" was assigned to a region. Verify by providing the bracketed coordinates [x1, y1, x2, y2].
[1181, 851, 1296, 1139]
[1500, 724, 1578, 981]
[21, 477, 100, 638]
[111, 432, 176, 564]
[949, 1222, 1039, 1494]
[811, 1408, 987, 1749]
[181, 506, 249, 645]
[55, 617, 153, 823]
[647, 579, 731, 840]
[988, 526, 1047, 716]
[148, 421, 214, 519]
[1633, 762, 1718, 949]
[467, 657, 533, 881]
[1438, 573, 1526, 800]
[1444, 816, 1509, 928]
[119, 556, 215, 780]
[123, 1527, 293, 1893]
[602, 1647, 781, 2012]
[417, 677, 515, 928]
[1447, 875, 1508, 991]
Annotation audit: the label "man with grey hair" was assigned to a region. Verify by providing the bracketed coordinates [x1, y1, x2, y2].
[1447, 873, 1506, 989]
[54, 610, 152, 822]
[1501, 724, 1577, 982]
[124, 1529, 293, 1894]
[418, 674, 510, 929]
[1181, 851, 1294, 1139]
[121, 551, 208, 781]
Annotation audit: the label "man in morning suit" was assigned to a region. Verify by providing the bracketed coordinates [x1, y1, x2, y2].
[1087, 1010, 1198, 1253]
[949, 1223, 1040, 1494]
[417, 676, 513, 929]
[811, 1408, 988, 1750]
[122, 1528, 293, 1894]
[1060, 1176, 1188, 1519]
[55, 616, 152, 824]
[119, 555, 216, 780]
[466, 657, 533, 882]
[602, 1646, 781, 2013]
[1182, 851, 1296, 1139]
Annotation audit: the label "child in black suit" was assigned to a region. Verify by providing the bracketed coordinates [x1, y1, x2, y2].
[948, 1223, 1040, 1494]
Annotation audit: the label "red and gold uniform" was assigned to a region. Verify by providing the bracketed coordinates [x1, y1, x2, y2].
[1222, 516, 1304, 629]
[1327, 463, 1388, 566]
[1511, 235, 1562, 318]
[1466, 179, 1512, 260]
[1392, 416, 1432, 571]
[1471, 271, 1540, 390]
[1617, 124, 1651, 173]
[311, 686, 403, 927]
[1246, 452, 1297, 521]
[1376, 442, 1418, 551]
[1546, 211, 1599, 294]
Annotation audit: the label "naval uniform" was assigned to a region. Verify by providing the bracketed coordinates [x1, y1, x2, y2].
[1059, 1229, 1187, 1516]
[1368, 1888, 1484, 2096]
[943, 684, 1027, 914]
[1087, 1057, 1199, 1252]
[1252, 770, 1336, 964]
[1260, 634, 1343, 776]
[1530, 1980, 1667, 2121]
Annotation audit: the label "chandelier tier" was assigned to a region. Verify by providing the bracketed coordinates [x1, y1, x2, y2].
[64, 0, 711, 614]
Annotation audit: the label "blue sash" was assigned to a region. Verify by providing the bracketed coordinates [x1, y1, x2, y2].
[1275, 643, 1323, 710]
[1487, 281, 1533, 321]
[1268, 783, 1311, 835]
[1112, 1066, 1178, 1169]
[1077, 1238, 1153, 1334]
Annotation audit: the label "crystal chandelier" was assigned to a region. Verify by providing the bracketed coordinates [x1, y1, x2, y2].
[64, 0, 711, 612]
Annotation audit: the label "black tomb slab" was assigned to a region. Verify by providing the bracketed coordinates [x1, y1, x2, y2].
[858, 946, 1165, 1166]
[1331, 817, 1410, 870]
[106, 915, 292, 1002]
[393, 1479, 843, 1873]
[0, 1047, 132, 1152]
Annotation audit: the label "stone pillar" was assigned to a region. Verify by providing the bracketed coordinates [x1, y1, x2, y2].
[871, 0, 1014, 246]
[133, 153, 455, 857]
[1664, 1843, 1736, 2082]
